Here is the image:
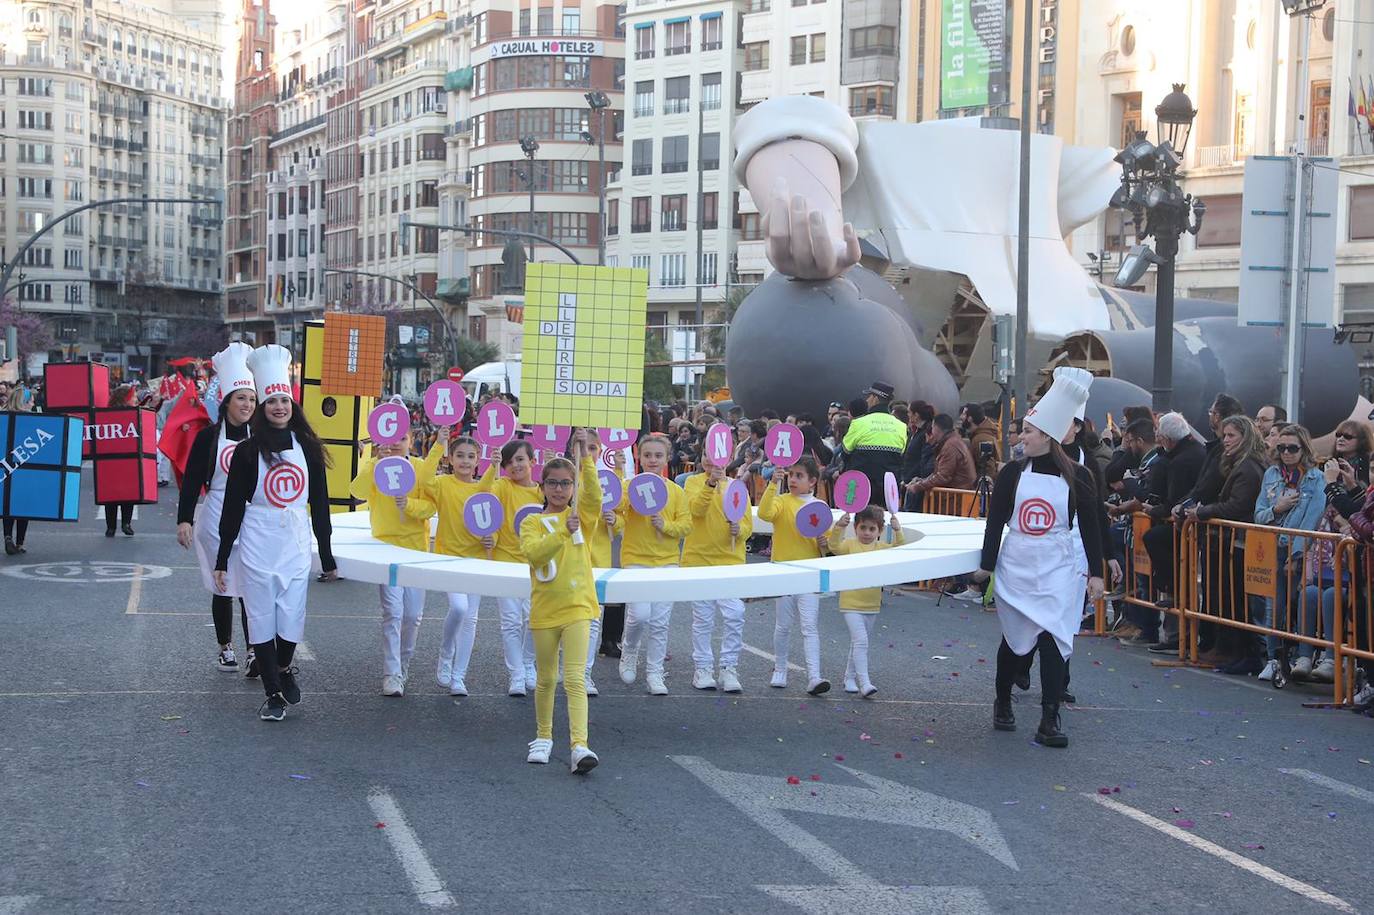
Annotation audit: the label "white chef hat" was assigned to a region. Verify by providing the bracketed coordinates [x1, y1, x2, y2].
[1053, 366, 1095, 421]
[247, 344, 294, 404]
[1026, 370, 1092, 442]
[212, 342, 255, 402]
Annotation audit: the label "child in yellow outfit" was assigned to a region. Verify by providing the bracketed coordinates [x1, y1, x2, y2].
[828, 505, 906, 698]
[520, 451, 603, 773]
[682, 454, 752, 692]
[616, 433, 693, 695]
[490, 439, 543, 697]
[349, 432, 436, 698]
[758, 455, 831, 695]
[570, 429, 623, 697]
[421, 426, 498, 696]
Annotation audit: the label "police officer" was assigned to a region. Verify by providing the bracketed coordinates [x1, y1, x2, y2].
[842, 381, 906, 505]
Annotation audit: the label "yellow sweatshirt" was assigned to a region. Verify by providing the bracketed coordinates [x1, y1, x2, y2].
[830, 530, 906, 611]
[618, 475, 692, 567]
[681, 473, 753, 567]
[757, 483, 825, 562]
[586, 459, 623, 569]
[419, 444, 496, 559]
[349, 456, 437, 551]
[491, 469, 543, 564]
[519, 459, 605, 629]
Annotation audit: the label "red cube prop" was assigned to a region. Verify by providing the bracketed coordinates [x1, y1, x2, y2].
[87, 407, 158, 505]
[44, 361, 110, 411]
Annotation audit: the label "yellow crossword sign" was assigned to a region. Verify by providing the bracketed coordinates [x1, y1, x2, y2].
[519, 263, 648, 429]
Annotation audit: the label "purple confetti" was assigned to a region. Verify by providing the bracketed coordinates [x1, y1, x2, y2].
[1243, 843, 1265, 850]
[1174, 819, 1196, 829]
[135, 780, 151, 788]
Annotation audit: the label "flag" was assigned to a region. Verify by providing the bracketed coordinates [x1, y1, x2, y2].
[1361, 78, 1370, 119]
[1353, 79, 1361, 118]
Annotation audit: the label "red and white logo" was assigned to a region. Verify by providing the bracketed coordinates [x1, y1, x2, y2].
[263, 462, 306, 507]
[1018, 497, 1056, 535]
[263, 382, 291, 398]
[218, 443, 237, 476]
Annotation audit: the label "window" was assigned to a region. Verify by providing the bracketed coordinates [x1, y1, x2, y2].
[850, 25, 895, 57]
[700, 251, 718, 285]
[665, 20, 690, 55]
[701, 192, 718, 229]
[791, 36, 807, 65]
[519, 8, 531, 35]
[743, 42, 769, 71]
[849, 85, 894, 117]
[1350, 186, 1374, 240]
[538, 7, 554, 32]
[1194, 194, 1241, 247]
[662, 135, 688, 173]
[701, 15, 722, 50]
[631, 196, 651, 233]
[810, 33, 826, 62]
[632, 138, 654, 176]
[551, 160, 589, 192]
[631, 254, 652, 279]
[64, 179, 83, 202]
[551, 213, 589, 244]
[701, 73, 721, 111]
[662, 194, 686, 231]
[660, 253, 686, 287]
[64, 284, 83, 304]
[17, 78, 53, 96]
[635, 25, 655, 60]
[18, 110, 53, 130]
[633, 81, 654, 118]
[739, 212, 762, 240]
[554, 108, 587, 140]
[64, 248, 83, 269]
[606, 200, 619, 236]
[664, 76, 690, 115]
[562, 8, 581, 34]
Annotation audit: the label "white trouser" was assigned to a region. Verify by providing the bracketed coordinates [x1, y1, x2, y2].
[440, 592, 481, 681]
[843, 611, 877, 688]
[497, 596, 535, 680]
[623, 564, 676, 676]
[774, 594, 822, 681]
[586, 605, 604, 675]
[691, 598, 745, 669]
[380, 585, 425, 678]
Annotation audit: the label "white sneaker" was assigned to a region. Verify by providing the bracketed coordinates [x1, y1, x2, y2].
[949, 586, 984, 603]
[1311, 657, 1336, 683]
[1291, 656, 1313, 680]
[646, 672, 668, 695]
[806, 678, 832, 696]
[618, 649, 638, 685]
[216, 646, 238, 671]
[437, 656, 453, 688]
[844, 678, 859, 694]
[692, 668, 717, 690]
[585, 675, 598, 697]
[861, 683, 878, 699]
[449, 678, 468, 697]
[1258, 659, 1279, 682]
[525, 668, 537, 692]
[719, 667, 742, 693]
[382, 675, 404, 697]
[770, 669, 787, 688]
[1352, 683, 1374, 707]
[570, 745, 599, 774]
[526, 738, 553, 764]
[508, 676, 527, 697]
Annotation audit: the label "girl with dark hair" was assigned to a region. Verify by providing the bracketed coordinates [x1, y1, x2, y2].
[214, 345, 337, 722]
[491, 438, 543, 696]
[972, 372, 1104, 748]
[176, 343, 257, 674]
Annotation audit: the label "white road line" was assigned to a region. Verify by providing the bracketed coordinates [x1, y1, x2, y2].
[0, 896, 39, 915]
[124, 564, 144, 615]
[1280, 768, 1374, 805]
[1084, 793, 1355, 913]
[367, 788, 455, 908]
[1183, 666, 1280, 696]
[295, 642, 316, 662]
[740, 641, 805, 673]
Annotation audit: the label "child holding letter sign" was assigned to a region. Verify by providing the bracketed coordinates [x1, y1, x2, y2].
[827, 505, 905, 697]
[682, 452, 752, 692]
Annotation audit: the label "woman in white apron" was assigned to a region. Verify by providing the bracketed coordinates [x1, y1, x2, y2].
[214, 345, 338, 722]
[175, 342, 256, 674]
[971, 371, 1104, 748]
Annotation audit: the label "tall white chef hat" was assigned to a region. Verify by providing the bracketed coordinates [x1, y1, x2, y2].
[1025, 368, 1092, 442]
[247, 344, 294, 404]
[1053, 366, 1095, 422]
[212, 341, 255, 402]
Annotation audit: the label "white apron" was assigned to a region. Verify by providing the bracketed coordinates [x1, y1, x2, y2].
[232, 435, 313, 645]
[192, 426, 244, 596]
[992, 468, 1089, 659]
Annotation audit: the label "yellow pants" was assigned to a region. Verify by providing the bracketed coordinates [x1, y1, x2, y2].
[532, 619, 591, 749]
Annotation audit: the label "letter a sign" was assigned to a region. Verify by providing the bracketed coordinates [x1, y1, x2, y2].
[765, 423, 802, 468]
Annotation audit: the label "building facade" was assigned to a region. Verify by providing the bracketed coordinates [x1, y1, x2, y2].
[225, 0, 275, 347]
[0, 0, 225, 378]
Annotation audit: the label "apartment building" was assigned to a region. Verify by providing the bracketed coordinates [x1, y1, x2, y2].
[225, 0, 275, 346]
[0, 0, 225, 376]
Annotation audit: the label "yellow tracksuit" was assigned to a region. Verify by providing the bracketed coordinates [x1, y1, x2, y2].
[830, 531, 906, 611]
[757, 483, 824, 562]
[420, 444, 495, 558]
[681, 473, 753, 567]
[491, 468, 543, 563]
[349, 456, 436, 550]
[619, 475, 692, 567]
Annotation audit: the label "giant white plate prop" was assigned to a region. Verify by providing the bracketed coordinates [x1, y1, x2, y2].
[322, 509, 984, 604]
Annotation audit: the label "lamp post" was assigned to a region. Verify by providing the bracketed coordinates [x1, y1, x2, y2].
[1108, 84, 1207, 413]
[519, 136, 540, 262]
[584, 90, 610, 267]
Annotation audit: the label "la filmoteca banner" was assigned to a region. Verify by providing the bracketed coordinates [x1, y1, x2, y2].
[488, 38, 604, 58]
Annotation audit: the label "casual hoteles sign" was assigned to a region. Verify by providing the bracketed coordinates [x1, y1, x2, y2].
[488, 38, 603, 58]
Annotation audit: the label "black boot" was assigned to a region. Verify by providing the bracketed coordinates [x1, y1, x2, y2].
[3, 537, 16, 556]
[993, 697, 1015, 731]
[122, 522, 135, 536]
[1034, 703, 1068, 748]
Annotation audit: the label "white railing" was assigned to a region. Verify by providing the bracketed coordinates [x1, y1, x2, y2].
[1196, 144, 1252, 168]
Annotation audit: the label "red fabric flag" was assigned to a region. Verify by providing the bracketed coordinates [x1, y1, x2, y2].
[157, 392, 211, 488]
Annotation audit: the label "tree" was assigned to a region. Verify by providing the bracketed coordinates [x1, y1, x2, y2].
[643, 329, 676, 403]
[168, 319, 227, 358]
[701, 285, 750, 394]
[0, 297, 56, 368]
[455, 334, 500, 371]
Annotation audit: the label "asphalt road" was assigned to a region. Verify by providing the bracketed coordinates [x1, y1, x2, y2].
[2, 477, 1372, 914]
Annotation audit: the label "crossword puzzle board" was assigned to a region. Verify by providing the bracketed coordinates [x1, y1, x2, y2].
[519, 263, 648, 429]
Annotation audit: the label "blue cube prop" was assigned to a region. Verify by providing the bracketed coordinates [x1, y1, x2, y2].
[0, 413, 84, 521]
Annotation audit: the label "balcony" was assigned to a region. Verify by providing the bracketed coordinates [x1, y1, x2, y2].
[403, 10, 448, 45]
[445, 67, 474, 92]
[436, 276, 470, 303]
[1196, 144, 1252, 168]
[188, 213, 221, 228]
[189, 246, 219, 259]
[271, 114, 326, 144]
[849, 104, 894, 118]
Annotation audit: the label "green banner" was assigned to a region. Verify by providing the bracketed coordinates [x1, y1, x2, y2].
[940, 0, 1007, 111]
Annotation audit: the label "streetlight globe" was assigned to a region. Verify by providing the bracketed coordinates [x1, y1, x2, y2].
[1155, 84, 1197, 154]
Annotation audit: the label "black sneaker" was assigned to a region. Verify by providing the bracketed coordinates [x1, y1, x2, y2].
[993, 698, 1016, 731]
[216, 647, 239, 671]
[3, 537, 16, 555]
[279, 666, 301, 705]
[259, 693, 287, 722]
[1034, 705, 1068, 748]
[244, 650, 260, 680]
[104, 527, 116, 538]
[1147, 640, 1180, 654]
[600, 643, 622, 659]
[122, 523, 135, 536]
[1061, 690, 1076, 704]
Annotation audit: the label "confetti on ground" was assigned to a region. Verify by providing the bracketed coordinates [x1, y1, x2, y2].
[1359, 759, 1371, 765]
[894, 752, 904, 759]
[859, 733, 872, 741]
[923, 729, 935, 737]
[1200, 759, 1214, 766]
[135, 780, 151, 788]
[1003, 800, 1020, 806]
[1328, 812, 1338, 819]
[159, 715, 182, 721]
[1328, 746, 1341, 752]
[375, 822, 386, 829]
[931, 655, 951, 661]
[289, 774, 313, 781]
[810, 775, 822, 781]
[1243, 844, 1265, 850]
[834, 755, 845, 761]
[786, 776, 802, 785]
[1053, 785, 1067, 792]
[1174, 819, 1196, 829]
[1172, 806, 1183, 814]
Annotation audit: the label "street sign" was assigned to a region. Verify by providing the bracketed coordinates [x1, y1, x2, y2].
[447, 366, 465, 383]
[1238, 155, 1337, 328]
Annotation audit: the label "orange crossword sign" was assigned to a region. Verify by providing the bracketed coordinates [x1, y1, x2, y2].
[321, 313, 386, 397]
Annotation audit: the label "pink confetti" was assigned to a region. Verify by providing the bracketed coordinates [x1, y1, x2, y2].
[810, 774, 822, 781]
[834, 754, 845, 761]
[859, 733, 872, 741]
[1199, 759, 1214, 766]
[1174, 819, 1195, 829]
[375, 822, 386, 829]
[1097, 787, 1113, 795]
[1092, 660, 1103, 666]
[786, 776, 801, 785]
[977, 658, 987, 663]
[894, 752, 904, 759]
[923, 729, 935, 737]
[1328, 746, 1341, 752]
[1243, 844, 1264, 850]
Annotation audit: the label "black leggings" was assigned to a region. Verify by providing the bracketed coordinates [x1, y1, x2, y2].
[3, 518, 28, 544]
[996, 632, 1068, 705]
[252, 637, 297, 697]
[211, 595, 249, 649]
[103, 503, 133, 530]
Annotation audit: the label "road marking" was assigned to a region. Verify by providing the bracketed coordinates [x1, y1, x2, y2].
[1280, 768, 1374, 805]
[1183, 666, 1281, 695]
[1085, 793, 1355, 913]
[0, 896, 39, 915]
[367, 788, 455, 908]
[758, 886, 991, 915]
[740, 642, 805, 673]
[125, 564, 145, 614]
[1, 561, 172, 583]
[296, 642, 316, 662]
